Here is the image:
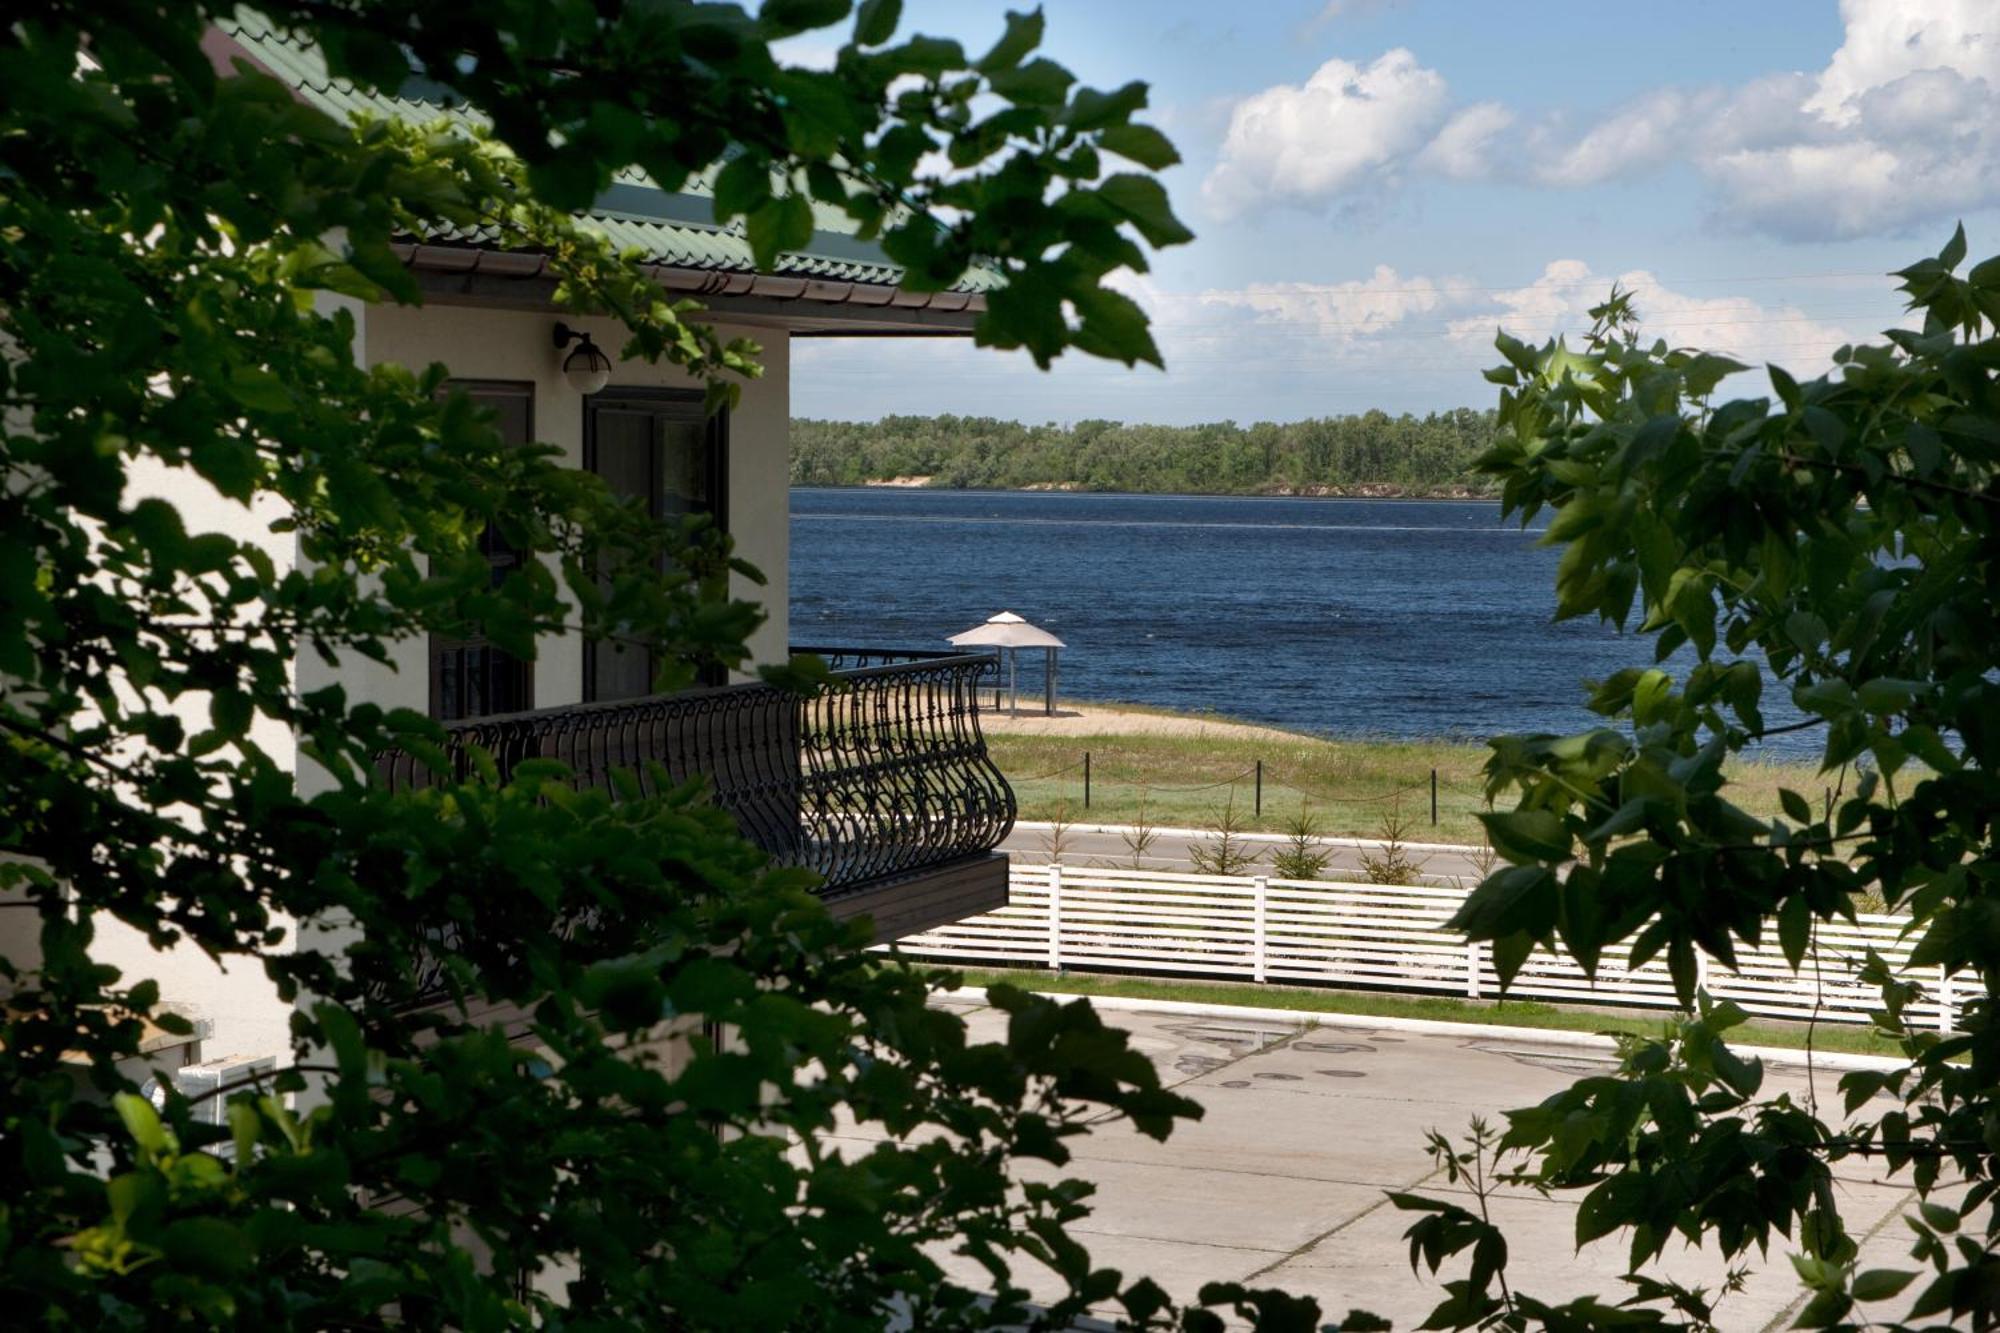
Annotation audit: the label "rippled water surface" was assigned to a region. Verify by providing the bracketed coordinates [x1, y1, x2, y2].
[790, 489, 1804, 754]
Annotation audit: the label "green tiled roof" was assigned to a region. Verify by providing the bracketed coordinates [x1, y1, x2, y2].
[221, 12, 998, 294]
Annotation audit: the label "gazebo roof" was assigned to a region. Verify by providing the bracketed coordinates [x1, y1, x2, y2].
[948, 611, 1064, 650]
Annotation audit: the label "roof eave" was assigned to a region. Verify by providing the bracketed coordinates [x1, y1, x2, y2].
[392, 242, 985, 336]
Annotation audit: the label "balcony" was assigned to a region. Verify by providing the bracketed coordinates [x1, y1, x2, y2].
[376, 648, 1016, 965]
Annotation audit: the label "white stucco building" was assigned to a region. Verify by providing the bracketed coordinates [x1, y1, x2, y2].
[43, 17, 1019, 1076]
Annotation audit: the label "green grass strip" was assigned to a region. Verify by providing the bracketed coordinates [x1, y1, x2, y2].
[987, 714, 1828, 848]
[944, 966, 1907, 1058]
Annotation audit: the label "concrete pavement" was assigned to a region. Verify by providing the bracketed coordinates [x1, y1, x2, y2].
[830, 997, 1925, 1330]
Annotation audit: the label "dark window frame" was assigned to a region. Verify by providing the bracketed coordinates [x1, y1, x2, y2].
[429, 379, 537, 721]
[581, 386, 730, 702]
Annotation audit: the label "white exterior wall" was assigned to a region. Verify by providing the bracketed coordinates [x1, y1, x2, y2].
[362, 303, 792, 691]
[88, 442, 309, 1068]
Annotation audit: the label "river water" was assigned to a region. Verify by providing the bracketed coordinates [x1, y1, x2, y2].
[790, 488, 1807, 756]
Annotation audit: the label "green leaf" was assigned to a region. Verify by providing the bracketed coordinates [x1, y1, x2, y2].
[316, 1003, 367, 1077]
[163, 1218, 256, 1276]
[1769, 363, 1802, 411]
[1710, 1042, 1762, 1099]
[1919, 1200, 1960, 1233]
[747, 192, 816, 267]
[712, 153, 772, 220]
[1778, 894, 1811, 970]
[211, 689, 253, 740]
[1071, 286, 1161, 368]
[1851, 1268, 1917, 1302]
[1940, 222, 1968, 270]
[853, 0, 901, 44]
[1480, 809, 1571, 865]
[115, 1092, 171, 1159]
[762, 0, 851, 37]
[1490, 930, 1535, 986]
[225, 366, 298, 416]
[1094, 173, 1194, 248]
[1855, 677, 1922, 714]
[989, 57, 1073, 106]
[977, 8, 1045, 73]
[1448, 865, 1557, 940]
[319, 26, 414, 90]
[229, 1100, 260, 1163]
[1784, 610, 1827, 654]
[1096, 123, 1180, 170]
[1066, 80, 1148, 132]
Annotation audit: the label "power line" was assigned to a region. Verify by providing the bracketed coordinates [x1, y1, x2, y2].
[1149, 308, 1889, 338]
[817, 337, 1868, 380]
[1171, 268, 1895, 300]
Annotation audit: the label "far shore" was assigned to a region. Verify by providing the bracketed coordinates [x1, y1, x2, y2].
[796, 481, 1502, 501]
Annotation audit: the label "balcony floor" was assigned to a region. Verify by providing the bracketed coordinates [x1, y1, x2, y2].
[824, 852, 1009, 944]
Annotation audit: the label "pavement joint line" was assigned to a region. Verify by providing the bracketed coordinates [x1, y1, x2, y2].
[1063, 1225, 1288, 1257]
[948, 987, 1909, 1073]
[1758, 1180, 1920, 1333]
[1240, 1162, 1449, 1284]
[1036, 1146, 1569, 1205]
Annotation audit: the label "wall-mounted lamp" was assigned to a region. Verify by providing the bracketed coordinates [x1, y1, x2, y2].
[553, 322, 612, 395]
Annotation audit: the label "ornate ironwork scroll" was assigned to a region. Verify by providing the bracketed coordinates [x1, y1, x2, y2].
[374, 650, 1015, 999]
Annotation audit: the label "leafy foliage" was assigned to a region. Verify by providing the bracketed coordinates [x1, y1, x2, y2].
[1402, 230, 2000, 1329]
[0, 3, 1374, 1327]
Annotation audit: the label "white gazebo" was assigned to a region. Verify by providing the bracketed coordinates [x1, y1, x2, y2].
[948, 611, 1065, 715]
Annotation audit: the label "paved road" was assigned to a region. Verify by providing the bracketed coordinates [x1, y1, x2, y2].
[1004, 821, 1494, 883]
[829, 999, 1921, 1330]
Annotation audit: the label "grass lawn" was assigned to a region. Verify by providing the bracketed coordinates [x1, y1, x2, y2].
[986, 713, 1828, 845]
[942, 966, 1907, 1058]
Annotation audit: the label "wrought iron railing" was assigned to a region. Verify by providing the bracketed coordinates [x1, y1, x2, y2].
[377, 649, 1015, 896]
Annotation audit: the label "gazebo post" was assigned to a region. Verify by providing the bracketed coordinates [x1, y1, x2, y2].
[1045, 645, 1056, 715]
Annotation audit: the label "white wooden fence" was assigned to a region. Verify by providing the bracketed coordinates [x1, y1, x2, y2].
[891, 864, 1957, 1031]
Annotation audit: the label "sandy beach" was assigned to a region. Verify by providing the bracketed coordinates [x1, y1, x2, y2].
[976, 701, 1313, 744]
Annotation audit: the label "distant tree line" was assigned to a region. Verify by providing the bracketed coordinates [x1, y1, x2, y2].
[790, 409, 1501, 496]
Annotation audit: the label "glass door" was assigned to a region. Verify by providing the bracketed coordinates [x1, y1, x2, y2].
[584, 389, 726, 701]
[430, 382, 535, 720]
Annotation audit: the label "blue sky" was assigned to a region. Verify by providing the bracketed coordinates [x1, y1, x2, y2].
[789, 0, 2000, 424]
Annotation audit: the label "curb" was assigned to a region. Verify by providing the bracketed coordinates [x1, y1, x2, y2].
[1010, 820, 1480, 856]
[946, 985, 1907, 1073]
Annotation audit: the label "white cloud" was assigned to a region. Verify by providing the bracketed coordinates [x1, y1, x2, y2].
[1195, 265, 1466, 342]
[1164, 260, 1867, 378]
[788, 257, 1893, 423]
[1706, 141, 1908, 241]
[1416, 102, 1512, 180]
[1202, 49, 1450, 215]
[1530, 90, 1701, 187]
[1443, 260, 1860, 372]
[1805, 0, 2000, 123]
[1203, 0, 2000, 240]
